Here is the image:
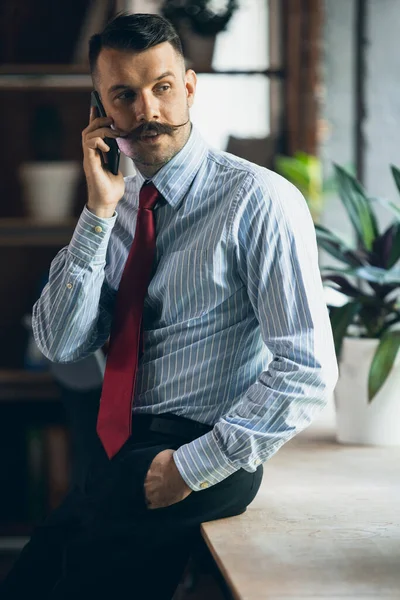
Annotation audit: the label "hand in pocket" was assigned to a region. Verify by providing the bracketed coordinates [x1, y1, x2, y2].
[143, 449, 192, 510]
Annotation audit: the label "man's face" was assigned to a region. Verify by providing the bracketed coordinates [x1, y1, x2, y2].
[95, 42, 196, 174]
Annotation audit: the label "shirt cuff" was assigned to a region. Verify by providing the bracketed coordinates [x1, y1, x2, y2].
[173, 428, 239, 492]
[68, 205, 117, 265]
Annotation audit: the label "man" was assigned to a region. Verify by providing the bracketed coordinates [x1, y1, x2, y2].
[2, 12, 338, 599]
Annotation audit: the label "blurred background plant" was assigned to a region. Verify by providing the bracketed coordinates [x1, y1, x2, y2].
[315, 164, 400, 401]
[161, 0, 239, 71]
[162, 0, 239, 37]
[275, 152, 337, 223]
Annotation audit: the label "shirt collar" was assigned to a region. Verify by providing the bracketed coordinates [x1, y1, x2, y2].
[132, 124, 208, 211]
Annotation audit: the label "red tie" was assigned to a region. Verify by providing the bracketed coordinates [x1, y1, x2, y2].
[96, 181, 159, 459]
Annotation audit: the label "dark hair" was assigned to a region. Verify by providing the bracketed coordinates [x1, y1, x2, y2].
[89, 12, 184, 77]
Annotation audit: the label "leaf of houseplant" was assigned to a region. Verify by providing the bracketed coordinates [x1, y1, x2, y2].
[390, 165, 400, 198]
[323, 264, 400, 286]
[386, 224, 400, 268]
[295, 153, 322, 190]
[315, 224, 365, 267]
[296, 153, 323, 220]
[329, 301, 361, 357]
[322, 274, 362, 298]
[354, 265, 400, 285]
[322, 275, 383, 308]
[371, 194, 400, 221]
[368, 329, 400, 402]
[334, 164, 379, 251]
[275, 155, 310, 189]
[372, 223, 400, 269]
[275, 154, 324, 222]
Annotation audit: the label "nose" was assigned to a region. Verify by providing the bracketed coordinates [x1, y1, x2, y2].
[134, 91, 160, 123]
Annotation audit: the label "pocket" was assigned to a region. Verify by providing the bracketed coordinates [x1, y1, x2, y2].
[119, 443, 172, 512]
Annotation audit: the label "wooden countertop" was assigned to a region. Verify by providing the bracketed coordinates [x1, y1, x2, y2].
[200, 403, 400, 599]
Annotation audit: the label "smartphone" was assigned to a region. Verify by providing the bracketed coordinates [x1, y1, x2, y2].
[90, 90, 120, 175]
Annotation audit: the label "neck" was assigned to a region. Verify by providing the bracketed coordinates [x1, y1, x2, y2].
[134, 122, 192, 179]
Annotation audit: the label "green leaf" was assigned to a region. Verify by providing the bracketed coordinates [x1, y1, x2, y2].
[390, 165, 400, 198]
[323, 265, 400, 286]
[276, 153, 324, 222]
[322, 275, 383, 307]
[315, 224, 365, 267]
[371, 194, 400, 221]
[334, 164, 379, 251]
[275, 156, 311, 194]
[322, 274, 361, 297]
[368, 329, 400, 401]
[329, 302, 361, 357]
[354, 266, 400, 285]
[322, 162, 355, 195]
[387, 225, 400, 268]
[372, 223, 400, 269]
[379, 223, 400, 268]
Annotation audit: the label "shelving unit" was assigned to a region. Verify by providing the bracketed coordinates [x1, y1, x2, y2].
[0, 218, 77, 246]
[0, 64, 285, 91]
[0, 370, 60, 402]
[0, 15, 98, 561]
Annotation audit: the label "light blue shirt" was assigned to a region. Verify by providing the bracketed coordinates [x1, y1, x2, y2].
[32, 125, 338, 492]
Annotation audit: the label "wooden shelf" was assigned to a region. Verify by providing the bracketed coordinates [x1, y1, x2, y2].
[0, 75, 92, 90]
[0, 522, 34, 538]
[0, 64, 284, 89]
[0, 536, 30, 552]
[0, 218, 76, 246]
[0, 369, 60, 402]
[0, 64, 283, 75]
[0, 65, 91, 89]
[0, 65, 90, 75]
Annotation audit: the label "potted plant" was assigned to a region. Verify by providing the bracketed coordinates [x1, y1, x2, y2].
[316, 164, 400, 445]
[162, 0, 239, 71]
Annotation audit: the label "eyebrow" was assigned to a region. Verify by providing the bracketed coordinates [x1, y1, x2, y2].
[108, 71, 176, 95]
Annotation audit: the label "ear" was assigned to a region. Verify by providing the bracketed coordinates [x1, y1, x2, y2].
[184, 69, 197, 108]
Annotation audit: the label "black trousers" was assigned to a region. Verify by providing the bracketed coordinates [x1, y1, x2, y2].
[2, 413, 263, 599]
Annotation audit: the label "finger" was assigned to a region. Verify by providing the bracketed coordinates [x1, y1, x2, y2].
[86, 137, 110, 153]
[86, 127, 121, 141]
[84, 117, 115, 136]
[89, 105, 96, 123]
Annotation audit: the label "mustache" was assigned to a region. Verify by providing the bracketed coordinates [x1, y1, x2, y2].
[120, 119, 190, 140]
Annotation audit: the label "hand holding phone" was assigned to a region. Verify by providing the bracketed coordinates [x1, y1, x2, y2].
[81, 92, 125, 219]
[90, 91, 120, 175]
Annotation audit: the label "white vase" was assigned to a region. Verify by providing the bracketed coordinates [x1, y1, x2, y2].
[19, 161, 81, 222]
[335, 336, 400, 446]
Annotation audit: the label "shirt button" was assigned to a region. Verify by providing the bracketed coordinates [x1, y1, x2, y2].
[200, 482, 209, 489]
[255, 459, 262, 466]
[94, 225, 103, 233]
[66, 283, 73, 289]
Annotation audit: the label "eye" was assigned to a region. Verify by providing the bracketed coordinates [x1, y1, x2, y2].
[156, 84, 171, 93]
[117, 91, 135, 100]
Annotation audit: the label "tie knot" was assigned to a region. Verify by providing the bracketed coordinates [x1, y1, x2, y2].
[139, 181, 159, 210]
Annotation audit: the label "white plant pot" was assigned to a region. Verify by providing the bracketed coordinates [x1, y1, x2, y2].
[335, 336, 400, 446]
[19, 161, 81, 222]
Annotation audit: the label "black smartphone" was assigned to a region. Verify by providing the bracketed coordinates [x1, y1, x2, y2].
[90, 90, 120, 175]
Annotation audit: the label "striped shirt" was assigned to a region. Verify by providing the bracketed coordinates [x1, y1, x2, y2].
[32, 125, 338, 492]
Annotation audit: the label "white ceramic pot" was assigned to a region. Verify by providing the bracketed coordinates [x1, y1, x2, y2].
[335, 336, 400, 446]
[19, 161, 81, 222]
